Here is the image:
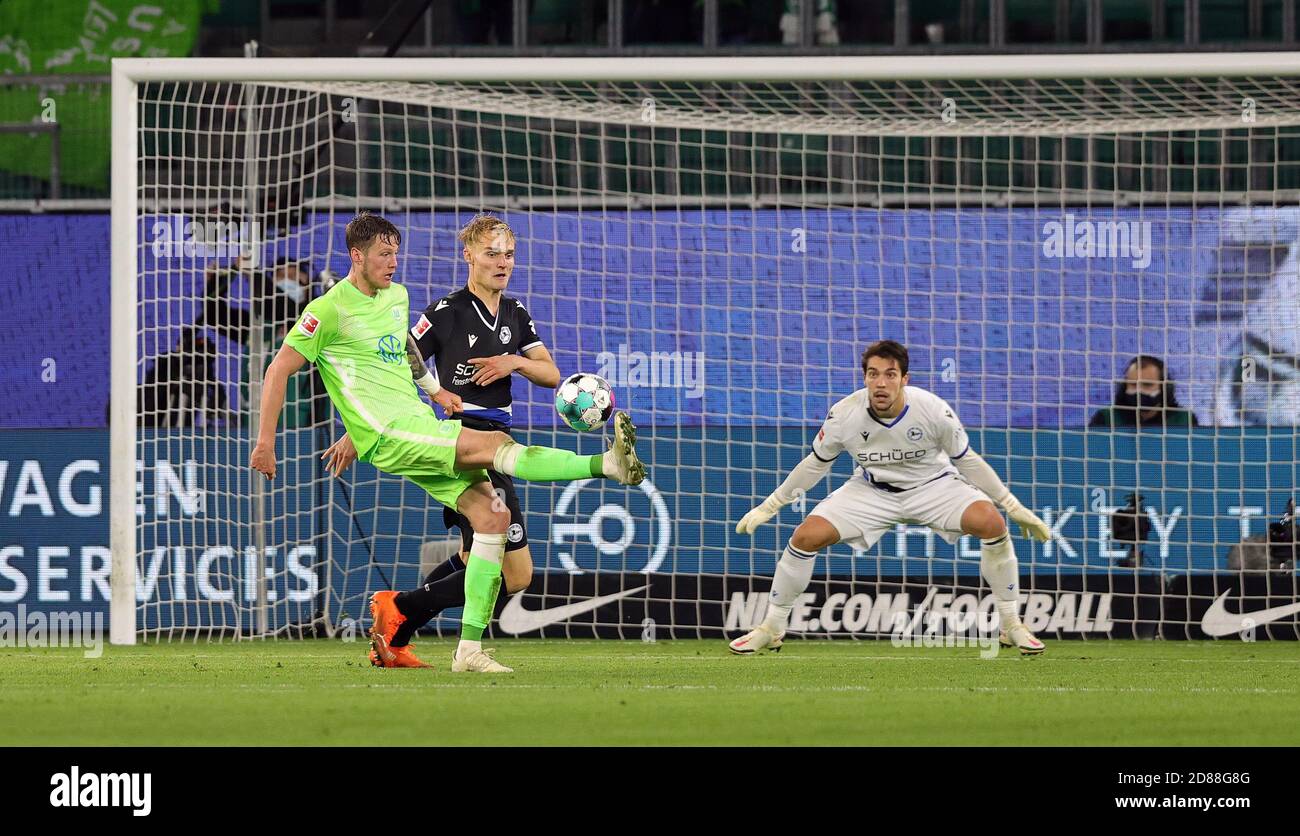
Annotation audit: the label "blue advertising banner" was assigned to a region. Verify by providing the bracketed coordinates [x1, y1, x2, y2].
[2, 427, 1294, 632]
[7, 206, 1300, 428]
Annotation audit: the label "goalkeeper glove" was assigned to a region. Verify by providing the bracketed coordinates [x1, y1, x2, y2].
[736, 494, 788, 535]
[1001, 494, 1051, 542]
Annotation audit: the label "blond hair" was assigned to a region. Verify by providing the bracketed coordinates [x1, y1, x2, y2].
[458, 214, 514, 248]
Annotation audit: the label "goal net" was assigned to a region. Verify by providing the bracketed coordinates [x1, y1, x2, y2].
[111, 56, 1300, 644]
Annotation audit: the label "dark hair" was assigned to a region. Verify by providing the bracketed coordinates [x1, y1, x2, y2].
[862, 340, 909, 376]
[345, 212, 401, 253]
[1115, 354, 1182, 409]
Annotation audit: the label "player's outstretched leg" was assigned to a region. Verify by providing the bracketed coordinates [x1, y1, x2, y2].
[730, 515, 837, 654]
[456, 412, 645, 486]
[977, 529, 1045, 656]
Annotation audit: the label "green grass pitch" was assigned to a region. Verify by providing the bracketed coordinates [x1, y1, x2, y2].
[3, 639, 1298, 746]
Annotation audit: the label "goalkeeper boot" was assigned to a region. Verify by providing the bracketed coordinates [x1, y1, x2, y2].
[451, 646, 514, 673]
[605, 412, 646, 486]
[999, 622, 1045, 656]
[728, 624, 784, 655]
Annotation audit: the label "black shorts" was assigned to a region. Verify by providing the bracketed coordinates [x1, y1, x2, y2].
[443, 464, 528, 553]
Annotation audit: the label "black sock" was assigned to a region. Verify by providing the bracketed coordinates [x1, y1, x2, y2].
[391, 570, 467, 646]
[420, 553, 465, 588]
[391, 566, 516, 646]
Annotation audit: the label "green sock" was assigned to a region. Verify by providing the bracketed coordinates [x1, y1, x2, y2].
[460, 532, 507, 640]
[461, 555, 501, 639]
[497, 442, 604, 481]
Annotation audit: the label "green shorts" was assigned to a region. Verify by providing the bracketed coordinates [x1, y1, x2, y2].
[365, 412, 488, 510]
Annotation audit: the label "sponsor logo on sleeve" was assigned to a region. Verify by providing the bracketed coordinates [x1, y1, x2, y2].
[298, 312, 319, 337]
[412, 314, 432, 339]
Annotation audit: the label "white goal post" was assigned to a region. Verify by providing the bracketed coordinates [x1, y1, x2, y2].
[111, 54, 1300, 645]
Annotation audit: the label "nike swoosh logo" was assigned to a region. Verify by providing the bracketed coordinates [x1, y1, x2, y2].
[498, 586, 647, 635]
[1200, 590, 1300, 637]
[434, 299, 449, 311]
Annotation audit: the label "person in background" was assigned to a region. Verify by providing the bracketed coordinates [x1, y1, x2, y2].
[1090, 355, 1198, 429]
[200, 255, 324, 428]
[137, 326, 232, 427]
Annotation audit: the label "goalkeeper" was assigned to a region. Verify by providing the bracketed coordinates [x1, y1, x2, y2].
[731, 340, 1051, 656]
[250, 213, 646, 673]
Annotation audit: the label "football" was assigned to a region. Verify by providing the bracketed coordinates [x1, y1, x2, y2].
[555, 372, 615, 431]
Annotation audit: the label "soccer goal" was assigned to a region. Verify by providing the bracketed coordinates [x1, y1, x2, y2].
[111, 54, 1300, 644]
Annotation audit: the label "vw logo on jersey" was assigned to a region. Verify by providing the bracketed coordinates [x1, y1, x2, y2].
[907, 426, 924, 442]
[390, 308, 402, 321]
[499, 326, 511, 343]
[551, 478, 671, 574]
[376, 334, 404, 363]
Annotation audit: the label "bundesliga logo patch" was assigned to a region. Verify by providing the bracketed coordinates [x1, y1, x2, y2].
[412, 314, 432, 339]
[298, 312, 319, 337]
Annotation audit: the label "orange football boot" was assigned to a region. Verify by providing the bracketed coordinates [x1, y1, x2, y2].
[370, 632, 433, 668]
[368, 590, 405, 667]
[367, 591, 433, 668]
[369, 590, 405, 644]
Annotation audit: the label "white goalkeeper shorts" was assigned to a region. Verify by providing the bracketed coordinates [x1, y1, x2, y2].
[809, 472, 990, 551]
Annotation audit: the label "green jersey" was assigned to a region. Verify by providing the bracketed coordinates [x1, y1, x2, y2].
[283, 279, 428, 457]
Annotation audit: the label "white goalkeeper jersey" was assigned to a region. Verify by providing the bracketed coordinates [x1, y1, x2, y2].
[811, 385, 970, 490]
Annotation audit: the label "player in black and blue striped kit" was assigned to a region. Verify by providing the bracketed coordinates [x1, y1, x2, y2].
[392, 215, 560, 647]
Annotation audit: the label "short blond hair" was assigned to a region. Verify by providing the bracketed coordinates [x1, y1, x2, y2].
[458, 214, 514, 248]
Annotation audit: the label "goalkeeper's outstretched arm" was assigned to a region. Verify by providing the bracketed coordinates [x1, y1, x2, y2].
[735, 453, 834, 534]
[951, 449, 1051, 541]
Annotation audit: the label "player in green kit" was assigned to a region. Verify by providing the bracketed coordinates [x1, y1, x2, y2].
[250, 213, 646, 673]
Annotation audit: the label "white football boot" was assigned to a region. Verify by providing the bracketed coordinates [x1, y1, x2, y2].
[999, 622, 1045, 656]
[605, 412, 646, 486]
[728, 624, 785, 655]
[451, 647, 514, 673]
